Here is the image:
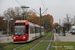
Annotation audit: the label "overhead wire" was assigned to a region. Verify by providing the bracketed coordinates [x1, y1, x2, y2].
[41, 0, 45, 9]
[21, 0, 48, 15]
[41, 0, 48, 15]
[42, 8, 48, 14]
[15, 0, 40, 15]
[43, 0, 48, 9]
[43, 0, 48, 15]
[22, 0, 40, 15]
[23, 0, 29, 6]
[15, 0, 22, 5]
[32, 9, 40, 15]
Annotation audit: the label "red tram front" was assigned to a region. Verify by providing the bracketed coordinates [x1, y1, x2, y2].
[13, 20, 29, 43]
[13, 20, 44, 43]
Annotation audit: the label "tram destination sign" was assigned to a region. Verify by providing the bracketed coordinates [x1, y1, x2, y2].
[15, 23, 25, 25]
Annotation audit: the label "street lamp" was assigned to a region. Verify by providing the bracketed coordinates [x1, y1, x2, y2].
[21, 5, 29, 20]
[3, 17, 13, 40]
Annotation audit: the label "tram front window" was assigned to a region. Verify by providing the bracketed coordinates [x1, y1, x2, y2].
[15, 25, 25, 35]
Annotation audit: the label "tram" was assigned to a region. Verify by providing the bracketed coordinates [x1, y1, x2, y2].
[13, 20, 44, 43]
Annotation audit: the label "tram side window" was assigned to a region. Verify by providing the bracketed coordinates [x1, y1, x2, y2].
[39, 28, 40, 33]
[41, 28, 44, 32]
[35, 27, 39, 33]
[36, 27, 38, 33]
[26, 25, 29, 34]
[39, 27, 40, 33]
[43, 28, 44, 32]
[42, 28, 44, 32]
[30, 26, 35, 34]
[35, 27, 37, 33]
[41, 28, 42, 32]
[39, 28, 41, 33]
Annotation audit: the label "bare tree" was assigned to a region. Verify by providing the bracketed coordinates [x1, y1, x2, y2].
[3, 7, 23, 32]
[63, 14, 73, 31]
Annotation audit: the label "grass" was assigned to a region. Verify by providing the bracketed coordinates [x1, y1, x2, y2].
[2, 44, 23, 50]
[16, 42, 38, 50]
[0, 43, 5, 46]
[16, 32, 52, 50]
[0, 42, 38, 50]
[0, 32, 53, 50]
[50, 42, 75, 50]
[1, 32, 75, 50]
[0, 42, 13, 48]
[52, 34, 54, 40]
[49, 42, 55, 50]
[33, 42, 49, 50]
[45, 33, 53, 40]
[37, 33, 50, 40]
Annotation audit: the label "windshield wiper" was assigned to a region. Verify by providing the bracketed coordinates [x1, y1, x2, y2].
[17, 33, 22, 36]
[18, 35, 21, 36]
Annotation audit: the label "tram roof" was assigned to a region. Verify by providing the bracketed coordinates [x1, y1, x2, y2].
[15, 20, 44, 28]
[15, 20, 28, 23]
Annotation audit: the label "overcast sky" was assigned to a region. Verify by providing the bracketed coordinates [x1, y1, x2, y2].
[0, 0, 75, 24]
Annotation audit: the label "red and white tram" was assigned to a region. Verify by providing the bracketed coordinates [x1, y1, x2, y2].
[13, 20, 44, 43]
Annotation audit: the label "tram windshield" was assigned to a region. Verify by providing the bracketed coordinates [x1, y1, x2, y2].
[15, 25, 25, 35]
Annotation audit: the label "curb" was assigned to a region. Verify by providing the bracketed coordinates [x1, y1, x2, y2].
[54, 33, 56, 42]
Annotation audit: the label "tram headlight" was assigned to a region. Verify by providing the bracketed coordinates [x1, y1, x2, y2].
[14, 37, 16, 39]
[23, 37, 26, 39]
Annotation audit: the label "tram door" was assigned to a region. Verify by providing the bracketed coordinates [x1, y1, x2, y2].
[26, 25, 29, 41]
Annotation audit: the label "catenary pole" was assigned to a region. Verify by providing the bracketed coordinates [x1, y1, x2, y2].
[74, 16, 75, 25]
[40, 8, 41, 37]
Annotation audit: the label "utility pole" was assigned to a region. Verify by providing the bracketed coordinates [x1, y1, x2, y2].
[21, 5, 29, 20]
[3, 17, 13, 40]
[74, 16, 75, 25]
[40, 8, 41, 37]
[22, 13, 25, 20]
[59, 19, 61, 25]
[59, 19, 61, 33]
[31, 8, 47, 37]
[66, 14, 69, 31]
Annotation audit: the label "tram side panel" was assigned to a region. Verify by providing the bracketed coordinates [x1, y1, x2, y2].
[28, 25, 35, 41]
[35, 27, 40, 38]
[41, 28, 44, 36]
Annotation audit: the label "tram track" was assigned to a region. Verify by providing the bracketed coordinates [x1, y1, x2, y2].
[12, 33, 51, 50]
[30, 33, 51, 50]
[46, 33, 54, 50]
[0, 42, 13, 47]
[0, 44, 14, 50]
[0, 42, 13, 50]
[0, 43, 25, 50]
[0, 33, 53, 50]
[13, 44, 26, 50]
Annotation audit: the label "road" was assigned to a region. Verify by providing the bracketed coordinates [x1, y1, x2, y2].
[1, 32, 75, 43]
[0, 34, 13, 43]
